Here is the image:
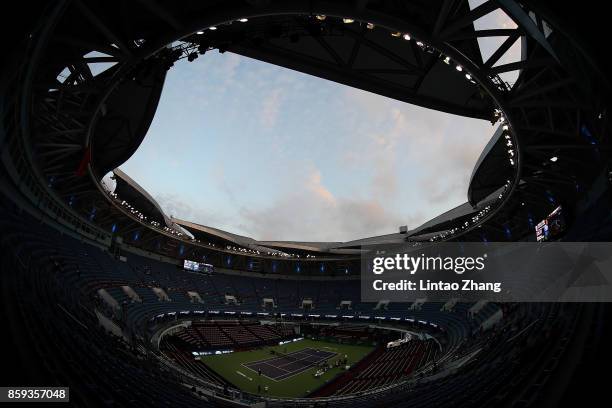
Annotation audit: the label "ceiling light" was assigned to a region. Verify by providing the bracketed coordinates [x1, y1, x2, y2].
[403, 33, 411, 40]
[465, 73, 471, 80]
[208, 26, 217, 30]
[196, 31, 204, 35]
[315, 15, 326, 21]
[366, 22, 375, 29]
[443, 56, 450, 64]
[391, 31, 402, 37]
[550, 156, 558, 162]
[455, 65, 463, 71]
[238, 18, 248, 22]
[343, 18, 355, 24]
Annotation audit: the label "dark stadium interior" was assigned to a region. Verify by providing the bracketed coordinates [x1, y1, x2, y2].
[1, 1, 612, 407]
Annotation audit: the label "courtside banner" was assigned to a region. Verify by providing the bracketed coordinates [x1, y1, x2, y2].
[360, 242, 612, 302]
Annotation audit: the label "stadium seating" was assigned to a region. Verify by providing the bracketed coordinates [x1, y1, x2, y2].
[335, 339, 438, 395]
[0, 198, 586, 407]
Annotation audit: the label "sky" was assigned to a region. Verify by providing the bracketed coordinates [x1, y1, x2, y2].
[118, 7, 519, 243]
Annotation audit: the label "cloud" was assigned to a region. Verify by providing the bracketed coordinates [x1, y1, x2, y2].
[154, 192, 231, 228]
[235, 168, 412, 241]
[147, 168, 410, 242]
[307, 169, 336, 205]
[260, 88, 283, 128]
[239, 194, 419, 242]
[338, 86, 492, 212]
[210, 164, 239, 204]
[121, 53, 494, 242]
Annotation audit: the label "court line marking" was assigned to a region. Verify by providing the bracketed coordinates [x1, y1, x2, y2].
[276, 350, 335, 370]
[241, 348, 338, 381]
[273, 352, 337, 381]
[236, 370, 253, 381]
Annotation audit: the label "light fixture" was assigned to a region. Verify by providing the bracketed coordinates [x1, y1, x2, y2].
[391, 31, 402, 37]
[315, 15, 326, 21]
[416, 41, 424, 46]
[550, 156, 558, 162]
[366, 22, 375, 29]
[503, 124, 509, 130]
[403, 33, 411, 40]
[343, 18, 355, 24]
[196, 31, 204, 35]
[465, 73, 472, 80]
[238, 18, 248, 22]
[208, 26, 217, 30]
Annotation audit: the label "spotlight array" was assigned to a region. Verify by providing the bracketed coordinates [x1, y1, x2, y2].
[429, 205, 493, 242]
[429, 113, 517, 242]
[108, 188, 319, 259]
[107, 190, 188, 236]
[185, 15, 487, 92]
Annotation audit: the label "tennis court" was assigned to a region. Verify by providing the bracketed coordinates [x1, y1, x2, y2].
[243, 347, 337, 380]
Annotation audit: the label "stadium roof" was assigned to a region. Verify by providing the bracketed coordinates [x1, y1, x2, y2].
[12, 0, 609, 260]
[113, 164, 497, 253]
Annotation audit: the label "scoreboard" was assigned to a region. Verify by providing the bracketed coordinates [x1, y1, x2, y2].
[183, 260, 214, 274]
